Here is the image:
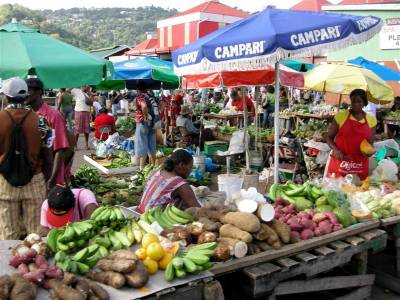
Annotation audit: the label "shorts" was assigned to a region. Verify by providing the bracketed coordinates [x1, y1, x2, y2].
[135, 122, 156, 157]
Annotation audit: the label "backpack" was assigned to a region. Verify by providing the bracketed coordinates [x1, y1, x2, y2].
[0, 111, 35, 187]
[144, 94, 162, 129]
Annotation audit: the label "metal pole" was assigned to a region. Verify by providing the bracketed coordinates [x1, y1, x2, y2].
[254, 87, 259, 151]
[274, 62, 280, 184]
[242, 87, 250, 172]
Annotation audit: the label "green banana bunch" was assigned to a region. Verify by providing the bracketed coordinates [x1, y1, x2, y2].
[164, 242, 216, 282]
[145, 205, 193, 229]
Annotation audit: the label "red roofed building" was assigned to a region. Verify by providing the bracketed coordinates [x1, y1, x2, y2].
[125, 34, 158, 56]
[127, 0, 248, 59]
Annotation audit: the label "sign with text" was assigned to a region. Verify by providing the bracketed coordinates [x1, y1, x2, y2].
[380, 18, 400, 50]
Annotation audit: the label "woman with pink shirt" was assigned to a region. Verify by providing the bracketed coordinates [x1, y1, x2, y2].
[38, 185, 98, 236]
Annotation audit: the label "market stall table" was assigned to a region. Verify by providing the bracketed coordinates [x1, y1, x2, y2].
[0, 240, 215, 300]
[203, 113, 254, 127]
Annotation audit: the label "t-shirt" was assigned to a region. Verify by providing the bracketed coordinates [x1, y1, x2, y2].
[334, 110, 377, 129]
[135, 94, 148, 123]
[176, 115, 199, 134]
[94, 113, 116, 140]
[57, 93, 73, 110]
[92, 101, 102, 114]
[232, 96, 254, 112]
[71, 88, 90, 112]
[40, 188, 98, 229]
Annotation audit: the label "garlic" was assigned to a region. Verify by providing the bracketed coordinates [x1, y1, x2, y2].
[24, 233, 42, 247]
[11, 244, 30, 257]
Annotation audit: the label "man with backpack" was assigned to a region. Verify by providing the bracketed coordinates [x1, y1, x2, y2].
[0, 77, 53, 239]
[135, 81, 160, 169]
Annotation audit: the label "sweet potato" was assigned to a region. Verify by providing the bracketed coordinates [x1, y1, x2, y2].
[290, 231, 301, 243]
[253, 223, 272, 241]
[270, 220, 290, 244]
[75, 279, 90, 299]
[221, 212, 261, 233]
[256, 224, 279, 246]
[124, 262, 149, 289]
[10, 273, 37, 300]
[219, 224, 252, 243]
[271, 240, 282, 250]
[96, 259, 136, 274]
[197, 231, 217, 244]
[83, 279, 109, 300]
[86, 270, 125, 289]
[48, 279, 85, 300]
[0, 274, 14, 300]
[108, 250, 137, 261]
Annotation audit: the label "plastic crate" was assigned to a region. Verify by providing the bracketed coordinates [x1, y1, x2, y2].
[204, 141, 228, 156]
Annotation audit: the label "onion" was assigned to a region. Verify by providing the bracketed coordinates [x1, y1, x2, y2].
[24, 233, 41, 247]
[11, 244, 30, 257]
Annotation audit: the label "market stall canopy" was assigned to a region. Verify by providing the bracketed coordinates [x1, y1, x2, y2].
[113, 57, 180, 89]
[282, 60, 314, 72]
[0, 22, 114, 88]
[348, 56, 400, 81]
[303, 63, 394, 104]
[181, 64, 304, 89]
[172, 8, 382, 76]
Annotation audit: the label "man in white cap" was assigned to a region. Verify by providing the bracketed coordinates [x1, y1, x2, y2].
[0, 77, 53, 239]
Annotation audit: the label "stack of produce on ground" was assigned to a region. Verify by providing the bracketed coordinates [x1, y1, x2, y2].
[88, 151, 133, 169]
[269, 181, 356, 227]
[116, 117, 135, 133]
[72, 165, 144, 207]
[247, 125, 274, 143]
[87, 250, 149, 289]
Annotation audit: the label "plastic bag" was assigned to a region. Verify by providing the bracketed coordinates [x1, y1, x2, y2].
[371, 159, 398, 182]
[96, 142, 107, 157]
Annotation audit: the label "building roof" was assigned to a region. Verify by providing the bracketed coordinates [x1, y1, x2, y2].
[125, 38, 159, 56]
[170, 1, 248, 19]
[291, 0, 400, 11]
[90, 45, 131, 58]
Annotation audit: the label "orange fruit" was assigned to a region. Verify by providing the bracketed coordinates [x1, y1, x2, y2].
[142, 233, 159, 249]
[143, 258, 158, 275]
[146, 242, 165, 261]
[158, 253, 174, 270]
[135, 248, 147, 260]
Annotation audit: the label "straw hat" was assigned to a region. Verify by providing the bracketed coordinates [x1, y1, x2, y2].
[180, 105, 191, 116]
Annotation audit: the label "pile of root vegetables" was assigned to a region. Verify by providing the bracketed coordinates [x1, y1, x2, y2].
[273, 199, 343, 241]
[179, 206, 294, 261]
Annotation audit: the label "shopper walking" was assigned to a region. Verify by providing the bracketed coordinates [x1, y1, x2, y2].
[56, 88, 74, 131]
[71, 86, 92, 150]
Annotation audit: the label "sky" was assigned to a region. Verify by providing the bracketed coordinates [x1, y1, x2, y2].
[0, 0, 304, 11]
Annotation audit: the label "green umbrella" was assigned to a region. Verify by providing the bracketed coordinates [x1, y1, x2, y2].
[0, 22, 114, 88]
[96, 79, 125, 91]
[282, 60, 314, 72]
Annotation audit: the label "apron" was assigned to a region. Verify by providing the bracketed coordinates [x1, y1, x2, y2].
[327, 113, 372, 180]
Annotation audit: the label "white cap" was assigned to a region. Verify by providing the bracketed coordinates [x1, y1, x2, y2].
[164, 90, 171, 97]
[0, 77, 28, 98]
[214, 88, 222, 92]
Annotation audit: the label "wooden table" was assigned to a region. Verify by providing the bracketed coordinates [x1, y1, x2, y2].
[203, 113, 254, 127]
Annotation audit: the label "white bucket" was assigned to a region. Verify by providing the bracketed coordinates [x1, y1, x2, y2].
[218, 174, 243, 200]
[193, 155, 206, 172]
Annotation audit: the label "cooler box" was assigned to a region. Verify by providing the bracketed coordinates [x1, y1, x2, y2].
[204, 141, 228, 156]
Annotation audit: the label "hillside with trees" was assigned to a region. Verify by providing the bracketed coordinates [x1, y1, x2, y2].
[0, 4, 177, 50]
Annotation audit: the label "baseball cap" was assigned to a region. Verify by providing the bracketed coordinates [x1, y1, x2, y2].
[46, 185, 76, 228]
[26, 78, 44, 91]
[0, 77, 28, 98]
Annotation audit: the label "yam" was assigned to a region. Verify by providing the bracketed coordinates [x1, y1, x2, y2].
[213, 244, 231, 261]
[256, 203, 275, 222]
[96, 259, 136, 274]
[188, 222, 205, 236]
[219, 224, 252, 243]
[221, 212, 261, 233]
[217, 238, 248, 258]
[62, 273, 77, 286]
[197, 232, 217, 244]
[86, 270, 125, 289]
[83, 279, 109, 300]
[75, 279, 90, 299]
[271, 240, 282, 250]
[254, 224, 279, 244]
[198, 217, 220, 232]
[108, 250, 137, 261]
[290, 231, 301, 243]
[270, 220, 290, 244]
[253, 241, 271, 251]
[48, 279, 85, 300]
[10, 274, 37, 300]
[197, 208, 224, 222]
[124, 262, 149, 289]
[185, 207, 201, 219]
[0, 274, 14, 300]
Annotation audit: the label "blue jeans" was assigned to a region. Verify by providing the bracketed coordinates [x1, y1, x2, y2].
[111, 104, 119, 116]
[262, 109, 269, 128]
[61, 106, 73, 131]
[135, 122, 156, 157]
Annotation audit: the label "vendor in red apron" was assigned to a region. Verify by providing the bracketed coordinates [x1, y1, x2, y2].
[326, 89, 376, 180]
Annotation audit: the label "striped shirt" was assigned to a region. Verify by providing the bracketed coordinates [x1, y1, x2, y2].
[137, 170, 187, 213]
